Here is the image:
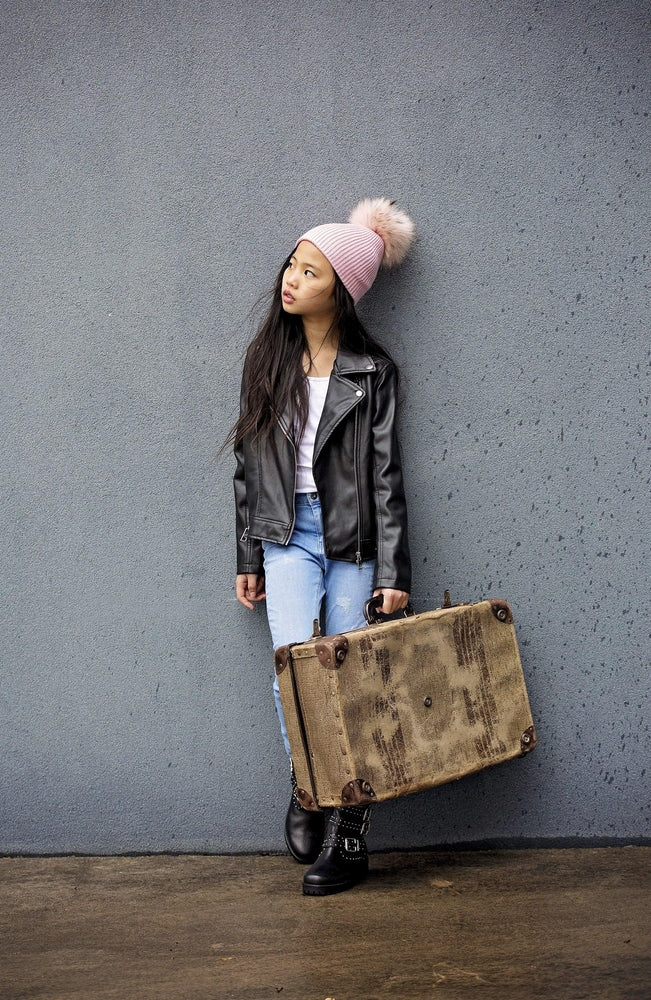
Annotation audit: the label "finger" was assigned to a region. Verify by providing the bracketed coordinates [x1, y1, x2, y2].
[236, 578, 254, 610]
[248, 575, 266, 602]
[379, 594, 394, 615]
[373, 589, 392, 613]
[236, 589, 254, 610]
[376, 590, 408, 615]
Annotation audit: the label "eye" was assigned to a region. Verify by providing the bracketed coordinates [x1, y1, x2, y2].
[305, 269, 315, 278]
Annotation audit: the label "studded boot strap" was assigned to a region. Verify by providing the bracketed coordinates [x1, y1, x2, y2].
[322, 806, 372, 857]
[289, 759, 305, 811]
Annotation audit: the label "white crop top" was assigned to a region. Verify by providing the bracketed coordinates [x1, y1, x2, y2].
[295, 376, 330, 493]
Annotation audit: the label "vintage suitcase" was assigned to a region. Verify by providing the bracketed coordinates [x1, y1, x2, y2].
[274, 595, 536, 810]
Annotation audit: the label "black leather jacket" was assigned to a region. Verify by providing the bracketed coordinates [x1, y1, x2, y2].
[234, 346, 411, 592]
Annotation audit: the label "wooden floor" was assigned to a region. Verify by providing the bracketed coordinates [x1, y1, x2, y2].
[1, 847, 649, 999]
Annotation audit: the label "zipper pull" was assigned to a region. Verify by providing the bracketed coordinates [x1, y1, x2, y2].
[240, 526, 249, 542]
[356, 551, 362, 569]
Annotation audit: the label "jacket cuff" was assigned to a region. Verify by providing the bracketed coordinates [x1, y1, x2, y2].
[237, 537, 264, 577]
[374, 573, 412, 593]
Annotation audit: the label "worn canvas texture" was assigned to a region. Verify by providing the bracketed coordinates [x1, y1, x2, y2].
[275, 599, 536, 809]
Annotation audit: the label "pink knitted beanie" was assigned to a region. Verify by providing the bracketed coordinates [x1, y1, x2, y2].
[298, 197, 414, 302]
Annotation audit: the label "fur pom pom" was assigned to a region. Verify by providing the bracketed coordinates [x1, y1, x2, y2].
[348, 197, 414, 268]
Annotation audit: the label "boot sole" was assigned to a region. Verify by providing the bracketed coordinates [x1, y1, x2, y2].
[302, 872, 367, 896]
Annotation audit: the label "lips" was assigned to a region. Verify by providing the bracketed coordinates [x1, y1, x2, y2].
[282, 290, 295, 304]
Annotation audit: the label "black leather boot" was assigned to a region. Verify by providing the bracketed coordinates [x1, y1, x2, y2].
[302, 805, 371, 896]
[284, 761, 325, 864]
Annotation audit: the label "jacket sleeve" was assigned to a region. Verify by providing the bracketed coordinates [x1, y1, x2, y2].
[371, 362, 412, 593]
[233, 381, 264, 576]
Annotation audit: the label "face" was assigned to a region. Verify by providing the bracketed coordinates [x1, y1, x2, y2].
[281, 241, 336, 319]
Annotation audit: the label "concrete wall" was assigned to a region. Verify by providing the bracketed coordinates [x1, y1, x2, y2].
[1, 0, 648, 853]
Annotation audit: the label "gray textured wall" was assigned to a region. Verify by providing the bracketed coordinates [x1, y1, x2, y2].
[1, 0, 648, 854]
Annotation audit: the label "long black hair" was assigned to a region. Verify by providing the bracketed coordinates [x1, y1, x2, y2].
[227, 251, 396, 450]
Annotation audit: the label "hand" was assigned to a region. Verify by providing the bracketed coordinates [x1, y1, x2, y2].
[373, 588, 410, 616]
[236, 574, 266, 610]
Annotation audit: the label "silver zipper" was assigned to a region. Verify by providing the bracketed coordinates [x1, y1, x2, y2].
[354, 404, 362, 569]
[278, 419, 297, 543]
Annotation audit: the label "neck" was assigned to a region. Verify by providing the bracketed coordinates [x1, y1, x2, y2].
[301, 314, 339, 377]
[302, 314, 339, 356]
[303, 316, 339, 354]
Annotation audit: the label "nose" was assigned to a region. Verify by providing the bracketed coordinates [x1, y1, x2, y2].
[286, 269, 299, 288]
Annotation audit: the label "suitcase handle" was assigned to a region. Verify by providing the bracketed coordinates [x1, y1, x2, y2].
[363, 595, 416, 625]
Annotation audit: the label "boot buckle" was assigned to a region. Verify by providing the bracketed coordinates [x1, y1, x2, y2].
[344, 837, 360, 853]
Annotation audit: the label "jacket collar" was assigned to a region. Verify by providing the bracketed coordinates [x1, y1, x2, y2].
[277, 347, 376, 443]
[333, 345, 377, 376]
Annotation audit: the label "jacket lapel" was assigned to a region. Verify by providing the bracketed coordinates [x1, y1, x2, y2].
[276, 401, 295, 444]
[313, 348, 376, 464]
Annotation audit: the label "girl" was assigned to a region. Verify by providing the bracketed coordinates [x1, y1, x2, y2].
[232, 198, 413, 895]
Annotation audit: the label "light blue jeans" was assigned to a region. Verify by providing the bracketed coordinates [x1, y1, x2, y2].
[263, 492, 376, 756]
